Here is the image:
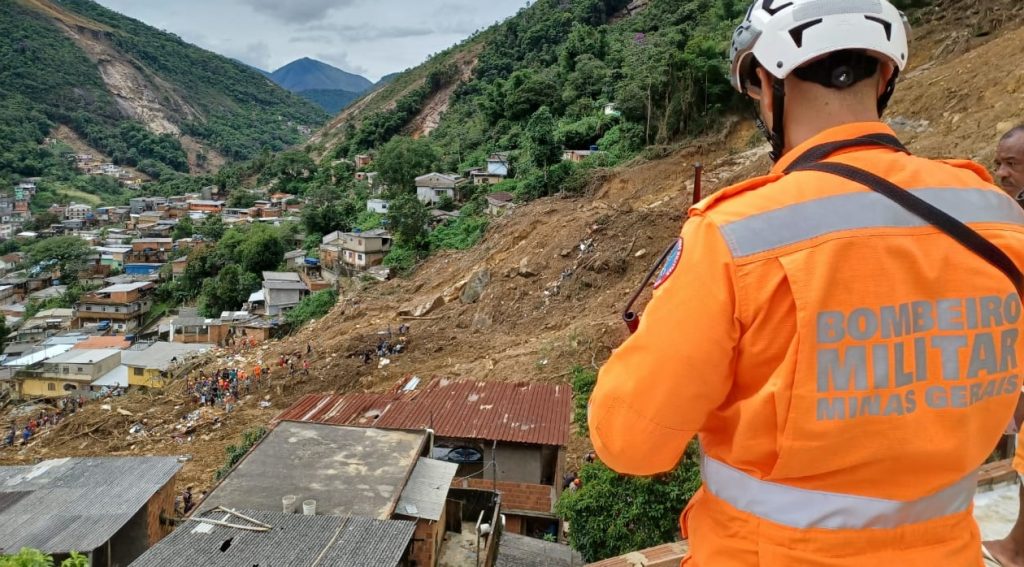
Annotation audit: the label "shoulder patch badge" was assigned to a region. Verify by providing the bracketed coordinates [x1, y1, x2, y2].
[653, 238, 682, 290]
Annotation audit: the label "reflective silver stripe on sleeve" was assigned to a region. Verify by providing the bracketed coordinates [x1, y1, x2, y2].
[702, 456, 977, 530]
[719, 188, 1024, 258]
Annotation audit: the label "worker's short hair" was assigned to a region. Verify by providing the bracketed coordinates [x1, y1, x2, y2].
[1001, 125, 1024, 142]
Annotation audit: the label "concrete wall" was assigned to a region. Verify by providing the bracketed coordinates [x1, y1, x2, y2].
[484, 443, 544, 484]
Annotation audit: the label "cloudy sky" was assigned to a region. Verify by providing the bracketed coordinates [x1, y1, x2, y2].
[94, 0, 530, 81]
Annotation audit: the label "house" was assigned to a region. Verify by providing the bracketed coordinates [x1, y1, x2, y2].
[367, 198, 390, 214]
[262, 279, 310, 316]
[0, 457, 181, 566]
[563, 149, 597, 163]
[66, 203, 93, 221]
[0, 284, 15, 305]
[14, 308, 74, 344]
[283, 249, 306, 268]
[322, 230, 393, 274]
[471, 153, 511, 185]
[415, 173, 466, 205]
[486, 192, 515, 216]
[122, 341, 213, 388]
[279, 378, 572, 539]
[196, 421, 478, 567]
[72, 335, 132, 351]
[187, 199, 225, 214]
[496, 534, 584, 566]
[129, 196, 167, 215]
[74, 282, 156, 333]
[167, 308, 218, 344]
[355, 154, 373, 168]
[133, 510, 414, 567]
[263, 271, 302, 282]
[16, 348, 122, 397]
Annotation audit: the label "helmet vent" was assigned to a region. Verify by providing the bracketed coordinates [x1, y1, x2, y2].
[864, 15, 894, 40]
[788, 19, 824, 48]
[761, 0, 794, 16]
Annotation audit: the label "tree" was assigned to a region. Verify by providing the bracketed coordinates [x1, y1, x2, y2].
[198, 215, 226, 241]
[386, 193, 431, 252]
[302, 184, 360, 236]
[172, 216, 195, 240]
[27, 236, 91, 283]
[199, 264, 259, 317]
[27, 212, 59, 232]
[525, 106, 562, 177]
[0, 314, 8, 354]
[214, 225, 287, 276]
[376, 137, 438, 194]
[0, 548, 88, 567]
[557, 455, 701, 562]
[226, 190, 259, 209]
[555, 366, 702, 562]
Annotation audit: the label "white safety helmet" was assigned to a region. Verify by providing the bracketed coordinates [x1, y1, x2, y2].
[729, 0, 911, 94]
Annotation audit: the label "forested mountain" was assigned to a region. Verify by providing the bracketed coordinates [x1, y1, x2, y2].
[269, 58, 373, 94]
[0, 0, 327, 180]
[312, 0, 927, 199]
[297, 89, 363, 115]
[311, 0, 748, 195]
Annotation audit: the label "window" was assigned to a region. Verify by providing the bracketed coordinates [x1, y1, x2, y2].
[357, 253, 364, 262]
[85, 306, 92, 311]
[47, 383, 55, 391]
[133, 367, 144, 377]
[62, 366, 69, 374]
[76, 367, 83, 373]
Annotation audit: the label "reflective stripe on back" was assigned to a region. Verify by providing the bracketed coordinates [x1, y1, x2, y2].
[702, 456, 978, 530]
[719, 188, 1024, 258]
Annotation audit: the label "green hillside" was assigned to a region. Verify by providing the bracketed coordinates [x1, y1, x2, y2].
[316, 0, 746, 196]
[0, 0, 327, 181]
[298, 89, 363, 115]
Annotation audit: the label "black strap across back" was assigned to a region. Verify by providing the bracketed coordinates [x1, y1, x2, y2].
[785, 134, 1024, 299]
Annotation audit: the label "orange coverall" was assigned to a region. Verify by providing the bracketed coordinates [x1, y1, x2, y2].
[590, 122, 1024, 566]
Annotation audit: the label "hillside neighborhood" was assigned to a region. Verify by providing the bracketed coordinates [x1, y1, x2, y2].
[2, 0, 1024, 566]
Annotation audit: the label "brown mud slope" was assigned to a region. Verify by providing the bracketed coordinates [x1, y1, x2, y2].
[4, 6, 1023, 493]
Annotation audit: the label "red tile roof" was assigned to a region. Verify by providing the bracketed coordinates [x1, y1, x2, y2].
[276, 379, 572, 447]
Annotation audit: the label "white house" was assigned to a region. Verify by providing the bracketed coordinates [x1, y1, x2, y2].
[415, 173, 465, 205]
[367, 199, 390, 214]
[486, 153, 510, 177]
[66, 204, 94, 221]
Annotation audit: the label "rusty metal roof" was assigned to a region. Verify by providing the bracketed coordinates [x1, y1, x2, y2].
[277, 379, 572, 447]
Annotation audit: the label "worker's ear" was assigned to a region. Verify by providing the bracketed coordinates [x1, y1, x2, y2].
[877, 61, 896, 98]
[755, 67, 774, 124]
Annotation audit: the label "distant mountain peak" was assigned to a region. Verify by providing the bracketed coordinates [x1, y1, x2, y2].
[269, 58, 373, 94]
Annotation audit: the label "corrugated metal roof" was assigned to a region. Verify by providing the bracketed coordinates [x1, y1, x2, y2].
[0, 457, 182, 555]
[395, 458, 458, 521]
[277, 379, 572, 446]
[129, 509, 413, 567]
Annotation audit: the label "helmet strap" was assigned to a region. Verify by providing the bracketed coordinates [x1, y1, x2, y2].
[769, 79, 786, 162]
[877, 66, 900, 117]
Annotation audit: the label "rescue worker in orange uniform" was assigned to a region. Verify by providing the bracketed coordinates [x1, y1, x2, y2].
[589, 1, 1024, 565]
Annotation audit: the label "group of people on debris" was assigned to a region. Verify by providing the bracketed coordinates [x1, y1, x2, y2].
[3, 397, 85, 448]
[360, 325, 410, 364]
[187, 366, 268, 409]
